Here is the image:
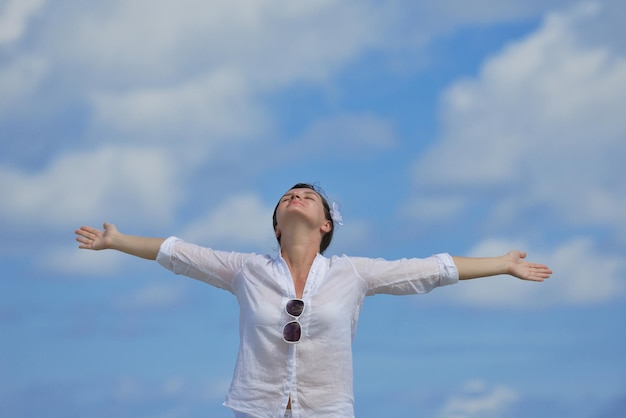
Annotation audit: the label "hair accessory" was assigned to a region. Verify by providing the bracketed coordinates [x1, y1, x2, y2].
[330, 201, 344, 226]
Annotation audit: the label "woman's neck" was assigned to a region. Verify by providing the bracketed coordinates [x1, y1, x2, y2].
[281, 242, 317, 272]
[280, 239, 319, 298]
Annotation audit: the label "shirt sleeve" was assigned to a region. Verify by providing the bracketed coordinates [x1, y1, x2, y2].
[348, 253, 459, 296]
[435, 253, 459, 286]
[156, 236, 257, 293]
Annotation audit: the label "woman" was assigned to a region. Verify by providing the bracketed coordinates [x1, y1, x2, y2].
[75, 183, 552, 418]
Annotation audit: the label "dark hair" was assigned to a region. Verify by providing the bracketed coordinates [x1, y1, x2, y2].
[272, 183, 334, 254]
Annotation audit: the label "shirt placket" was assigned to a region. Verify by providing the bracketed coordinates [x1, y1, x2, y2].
[280, 255, 323, 416]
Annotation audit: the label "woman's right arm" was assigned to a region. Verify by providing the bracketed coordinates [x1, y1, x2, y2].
[75, 222, 165, 260]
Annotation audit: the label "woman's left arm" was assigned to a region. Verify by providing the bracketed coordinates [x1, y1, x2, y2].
[452, 250, 552, 282]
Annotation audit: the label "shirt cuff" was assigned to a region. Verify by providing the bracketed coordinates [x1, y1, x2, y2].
[155, 236, 180, 270]
[435, 253, 459, 286]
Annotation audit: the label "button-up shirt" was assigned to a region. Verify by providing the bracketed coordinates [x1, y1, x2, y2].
[156, 237, 458, 418]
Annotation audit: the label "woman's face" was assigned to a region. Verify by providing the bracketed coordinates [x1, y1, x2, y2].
[275, 188, 330, 235]
[277, 188, 325, 218]
[272, 183, 335, 253]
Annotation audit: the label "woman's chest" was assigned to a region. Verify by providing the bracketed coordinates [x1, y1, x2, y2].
[236, 265, 365, 332]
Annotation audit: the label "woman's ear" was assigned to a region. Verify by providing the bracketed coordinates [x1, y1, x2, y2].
[320, 220, 332, 234]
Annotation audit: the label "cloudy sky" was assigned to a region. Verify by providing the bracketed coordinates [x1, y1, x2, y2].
[1, 0, 625, 417]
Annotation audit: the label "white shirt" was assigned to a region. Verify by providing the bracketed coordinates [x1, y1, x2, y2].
[156, 237, 459, 418]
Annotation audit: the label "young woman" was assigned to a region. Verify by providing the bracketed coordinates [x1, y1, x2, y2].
[75, 183, 552, 418]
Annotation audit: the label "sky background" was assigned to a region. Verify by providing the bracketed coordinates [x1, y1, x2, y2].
[1, 0, 625, 417]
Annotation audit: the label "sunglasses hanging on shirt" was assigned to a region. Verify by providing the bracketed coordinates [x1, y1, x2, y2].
[283, 299, 304, 343]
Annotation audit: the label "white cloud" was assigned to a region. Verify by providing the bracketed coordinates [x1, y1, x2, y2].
[10, 0, 574, 89]
[181, 192, 276, 250]
[438, 380, 519, 418]
[547, 237, 623, 303]
[0, 0, 46, 45]
[405, 3, 626, 305]
[411, 2, 626, 234]
[0, 0, 581, 170]
[0, 146, 182, 228]
[0, 54, 48, 114]
[4, 0, 391, 170]
[89, 70, 269, 154]
[49, 0, 381, 86]
[0, 0, 580, 131]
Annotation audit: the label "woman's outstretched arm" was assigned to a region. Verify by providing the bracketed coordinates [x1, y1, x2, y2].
[453, 250, 552, 282]
[75, 222, 165, 260]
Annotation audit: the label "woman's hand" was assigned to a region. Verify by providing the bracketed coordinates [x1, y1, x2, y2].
[453, 251, 552, 281]
[75, 223, 164, 260]
[505, 250, 552, 282]
[75, 222, 118, 251]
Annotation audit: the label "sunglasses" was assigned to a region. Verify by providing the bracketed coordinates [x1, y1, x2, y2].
[283, 299, 305, 343]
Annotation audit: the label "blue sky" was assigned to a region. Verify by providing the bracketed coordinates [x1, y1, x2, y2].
[1, 0, 625, 417]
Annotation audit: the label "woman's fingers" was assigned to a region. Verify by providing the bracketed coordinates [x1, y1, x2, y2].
[75, 225, 104, 249]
